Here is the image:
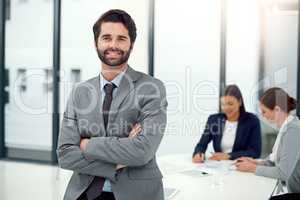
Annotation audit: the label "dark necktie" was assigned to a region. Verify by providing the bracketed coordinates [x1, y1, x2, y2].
[102, 83, 116, 130]
[85, 83, 116, 200]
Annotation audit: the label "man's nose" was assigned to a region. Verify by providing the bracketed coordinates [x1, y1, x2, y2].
[108, 39, 118, 49]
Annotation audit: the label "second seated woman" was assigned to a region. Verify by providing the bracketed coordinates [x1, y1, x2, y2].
[192, 84, 262, 163]
[235, 87, 300, 183]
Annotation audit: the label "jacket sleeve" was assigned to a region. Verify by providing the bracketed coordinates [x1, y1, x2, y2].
[287, 151, 300, 193]
[229, 117, 262, 160]
[57, 87, 117, 181]
[255, 126, 300, 181]
[193, 116, 213, 157]
[83, 81, 168, 166]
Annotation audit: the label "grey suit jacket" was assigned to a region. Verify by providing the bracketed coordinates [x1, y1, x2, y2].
[255, 117, 300, 183]
[57, 66, 168, 200]
[287, 150, 300, 193]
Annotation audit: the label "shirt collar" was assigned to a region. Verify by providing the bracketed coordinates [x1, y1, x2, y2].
[100, 67, 127, 90]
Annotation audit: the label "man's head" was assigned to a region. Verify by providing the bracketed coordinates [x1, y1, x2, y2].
[93, 9, 137, 68]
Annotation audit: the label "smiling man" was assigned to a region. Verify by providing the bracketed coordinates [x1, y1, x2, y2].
[57, 9, 167, 200]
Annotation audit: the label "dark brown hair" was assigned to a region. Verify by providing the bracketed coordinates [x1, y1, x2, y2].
[93, 9, 137, 44]
[223, 84, 246, 115]
[260, 87, 297, 113]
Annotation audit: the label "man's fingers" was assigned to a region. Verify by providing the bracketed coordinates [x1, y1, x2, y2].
[130, 127, 141, 135]
[116, 164, 126, 170]
[131, 123, 141, 130]
[129, 124, 142, 138]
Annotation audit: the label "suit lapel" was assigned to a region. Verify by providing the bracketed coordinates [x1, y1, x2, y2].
[107, 66, 141, 129]
[232, 115, 244, 151]
[87, 76, 106, 136]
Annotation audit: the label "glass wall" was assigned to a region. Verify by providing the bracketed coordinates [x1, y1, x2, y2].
[262, 0, 298, 97]
[154, 0, 221, 155]
[259, 0, 298, 155]
[226, 0, 261, 113]
[4, 0, 54, 160]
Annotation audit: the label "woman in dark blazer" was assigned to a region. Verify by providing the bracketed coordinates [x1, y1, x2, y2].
[192, 85, 262, 162]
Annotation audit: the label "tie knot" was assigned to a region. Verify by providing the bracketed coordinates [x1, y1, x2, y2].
[104, 83, 116, 95]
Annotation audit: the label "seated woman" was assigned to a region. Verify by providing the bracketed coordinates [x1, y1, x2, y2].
[192, 85, 261, 163]
[235, 87, 300, 183]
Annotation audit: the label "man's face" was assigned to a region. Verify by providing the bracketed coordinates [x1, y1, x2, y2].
[96, 22, 133, 68]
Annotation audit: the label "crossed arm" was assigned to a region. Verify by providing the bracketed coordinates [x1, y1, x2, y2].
[57, 106, 146, 181]
[80, 124, 142, 170]
[57, 83, 167, 180]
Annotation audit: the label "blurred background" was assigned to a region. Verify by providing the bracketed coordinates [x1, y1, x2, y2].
[0, 0, 299, 164]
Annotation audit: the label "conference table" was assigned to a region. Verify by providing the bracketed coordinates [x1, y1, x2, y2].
[158, 154, 277, 200]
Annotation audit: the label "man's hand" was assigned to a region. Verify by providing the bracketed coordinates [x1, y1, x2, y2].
[209, 152, 230, 161]
[129, 123, 142, 138]
[116, 123, 142, 170]
[116, 164, 126, 170]
[235, 160, 257, 173]
[80, 138, 90, 151]
[192, 153, 204, 163]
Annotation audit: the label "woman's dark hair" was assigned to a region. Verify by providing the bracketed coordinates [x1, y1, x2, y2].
[93, 9, 137, 45]
[260, 87, 297, 113]
[223, 84, 246, 115]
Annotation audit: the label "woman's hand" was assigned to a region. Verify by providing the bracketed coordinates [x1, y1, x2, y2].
[192, 153, 204, 163]
[209, 153, 230, 161]
[235, 157, 258, 164]
[235, 160, 257, 173]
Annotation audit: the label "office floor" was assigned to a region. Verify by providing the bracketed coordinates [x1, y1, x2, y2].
[0, 160, 72, 200]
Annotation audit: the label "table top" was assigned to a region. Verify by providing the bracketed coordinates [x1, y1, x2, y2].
[158, 154, 277, 200]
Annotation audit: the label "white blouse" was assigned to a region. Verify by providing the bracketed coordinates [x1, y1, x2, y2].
[221, 120, 238, 153]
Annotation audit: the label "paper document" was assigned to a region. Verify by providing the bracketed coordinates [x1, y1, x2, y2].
[164, 187, 180, 200]
[196, 160, 235, 174]
[180, 169, 211, 178]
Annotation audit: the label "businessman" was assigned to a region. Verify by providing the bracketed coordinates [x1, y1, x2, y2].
[57, 9, 167, 200]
